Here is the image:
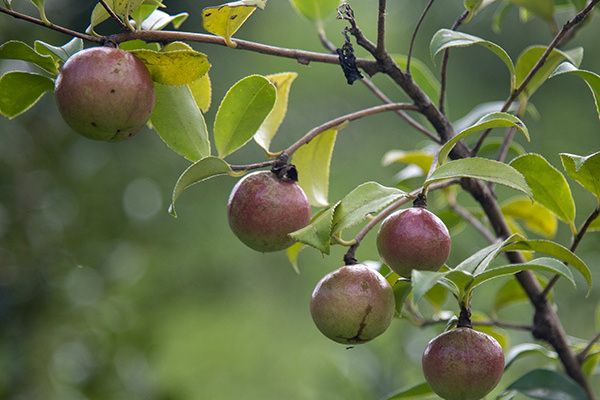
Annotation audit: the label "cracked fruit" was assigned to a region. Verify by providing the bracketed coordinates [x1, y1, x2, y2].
[377, 207, 451, 277]
[310, 264, 395, 344]
[55, 47, 155, 141]
[227, 171, 311, 252]
[422, 327, 505, 400]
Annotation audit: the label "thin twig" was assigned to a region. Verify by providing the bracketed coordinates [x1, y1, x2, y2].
[230, 160, 276, 172]
[406, 0, 436, 75]
[450, 202, 497, 243]
[439, 10, 469, 114]
[578, 332, 600, 362]
[420, 317, 533, 332]
[541, 207, 600, 298]
[98, 0, 132, 32]
[376, 0, 387, 56]
[0, 6, 102, 43]
[283, 103, 419, 156]
[472, 0, 600, 154]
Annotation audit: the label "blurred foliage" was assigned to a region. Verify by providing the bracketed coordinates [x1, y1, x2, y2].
[0, 0, 599, 399]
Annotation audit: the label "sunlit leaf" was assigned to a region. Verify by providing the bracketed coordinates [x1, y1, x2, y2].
[0, 71, 54, 119]
[34, 38, 83, 63]
[189, 73, 212, 113]
[129, 49, 210, 85]
[502, 197, 557, 238]
[382, 149, 434, 172]
[286, 242, 304, 274]
[202, 1, 266, 47]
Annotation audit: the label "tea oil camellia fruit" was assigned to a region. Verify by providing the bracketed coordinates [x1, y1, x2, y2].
[422, 327, 505, 400]
[227, 171, 311, 252]
[55, 47, 155, 141]
[377, 207, 451, 277]
[310, 264, 395, 344]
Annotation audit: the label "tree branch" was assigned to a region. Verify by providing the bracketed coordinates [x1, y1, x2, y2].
[420, 317, 533, 332]
[578, 331, 600, 363]
[406, 0, 436, 75]
[0, 6, 102, 43]
[439, 10, 469, 114]
[98, 0, 132, 32]
[376, 0, 387, 57]
[472, 0, 600, 154]
[449, 202, 497, 243]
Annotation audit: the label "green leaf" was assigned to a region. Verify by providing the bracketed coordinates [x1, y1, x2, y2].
[129, 49, 210, 85]
[290, 206, 336, 254]
[169, 156, 236, 216]
[87, 0, 145, 33]
[505, 343, 558, 370]
[502, 369, 587, 400]
[438, 112, 529, 164]
[455, 235, 522, 274]
[34, 38, 83, 63]
[385, 382, 434, 399]
[454, 101, 521, 132]
[393, 55, 441, 101]
[150, 83, 211, 162]
[472, 311, 510, 350]
[515, 46, 582, 100]
[202, 1, 266, 47]
[118, 39, 161, 52]
[289, 0, 339, 22]
[382, 149, 434, 172]
[29, 0, 49, 23]
[424, 284, 447, 312]
[589, 214, 600, 232]
[254, 72, 298, 152]
[214, 75, 276, 157]
[509, 0, 555, 21]
[140, 9, 188, 30]
[0, 71, 54, 119]
[0, 40, 58, 74]
[189, 73, 212, 113]
[391, 278, 412, 317]
[464, 0, 501, 22]
[470, 257, 576, 290]
[502, 239, 592, 293]
[560, 152, 600, 201]
[411, 270, 449, 304]
[502, 197, 557, 238]
[550, 62, 600, 119]
[493, 275, 550, 311]
[430, 29, 515, 89]
[425, 158, 532, 197]
[510, 154, 576, 230]
[286, 242, 304, 274]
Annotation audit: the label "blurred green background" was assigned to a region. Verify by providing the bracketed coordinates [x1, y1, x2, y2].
[1, 1, 599, 399]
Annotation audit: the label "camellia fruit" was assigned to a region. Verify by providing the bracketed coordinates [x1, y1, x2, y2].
[55, 46, 155, 141]
[227, 171, 311, 252]
[422, 327, 505, 400]
[310, 264, 395, 344]
[376, 207, 451, 277]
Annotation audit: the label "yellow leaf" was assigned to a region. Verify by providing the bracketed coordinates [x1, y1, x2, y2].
[381, 149, 434, 173]
[202, 1, 264, 47]
[189, 73, 212, 113]
[130, 49, 210, 86]
[254, 72, 298, 152]
[502, 197, 558, 238]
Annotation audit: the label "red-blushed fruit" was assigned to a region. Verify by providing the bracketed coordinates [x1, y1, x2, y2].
[55, 47, 155, 141]
[310, 264, 395, 344]
[422, 327, 505, 400]
[227, 171, 311, 252]
[376, 207, 451, 277]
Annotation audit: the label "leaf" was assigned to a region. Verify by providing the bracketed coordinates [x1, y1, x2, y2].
[29, 0, 48, 23]
[438, 112, 529, 164]
[464, 0, 501, 22]
[118, 39, 161, 52]
[455, 234, 523, 274]
[391, 278, 412, 317]
[289, 0, 339, 22]
[470, 257, 576, 290]
[286, 242, 304, 274]
[140, 9, 188, 30]
[0, 40, 58, 74]
[502, 239, 592, 293]
[34, 38, 83, 63]
[382, 150, 434, 172]
[189, 73, 212, 113]
[293, 128, 338, 207]
[169, 156, 236, 216]
[290, 206, 336, 254]
[425, 158, 532, 197]
[502, 197, 557, 238]
[88, 0, 145, 33]
[202, 1, 265, 47]
[501, 369, 588, 400]
[590, 214, 600, 232]
[493, 275, 550, 311]
[150, 83, 211, 162]
[505, 343, 558, 370]
[0, 71, 54, 119]
[411, 270, 449, 304]
[424, 283, 448, 312]
[430, 29, 515, 89]
[550, 63, 600, 119]
[129, 49, 210, 85]
[472, 311, 510, 350]
[510, 154, 576, 229]
[214, 75, 276, 157]
[509, 0, 555, 21]
[515, 46, 582, 100]
[560, 152, 600, 201]
[254, 72, 298, 152]
[453, 101, 521, 132]
[385, 382, 434, 400]
[393, 55, 441, 101]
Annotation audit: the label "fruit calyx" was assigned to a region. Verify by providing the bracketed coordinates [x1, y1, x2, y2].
[412, 192, 427, 208]
[457, 305, 473, 329]
[270, 153, 298, 182]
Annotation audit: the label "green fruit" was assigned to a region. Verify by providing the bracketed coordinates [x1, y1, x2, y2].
[377, 207, 451, 277]
[55, 46, 155, 141]
[422, 327, 505, 400]
[227, 171, 311, 252]
[310, 264, 395, 344]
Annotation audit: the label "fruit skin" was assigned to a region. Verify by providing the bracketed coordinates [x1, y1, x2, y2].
[422, 327, 505, 400]
[55, 47, 155, 141]
[310, 264, 395, 344]
[377, 207, 451, 277]
[227, 171, 311, 252]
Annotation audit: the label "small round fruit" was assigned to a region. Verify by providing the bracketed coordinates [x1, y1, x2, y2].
[377, 207, 451, 277]
[310, 264, 395, 344]
[227, 171, 311, 252]
[55, 46, 155, 141]
[422, 327, 504, 400]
